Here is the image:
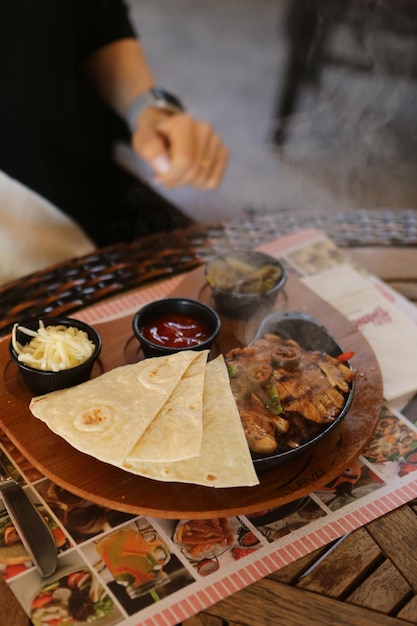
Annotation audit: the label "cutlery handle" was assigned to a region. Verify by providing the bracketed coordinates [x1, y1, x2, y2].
[1, 481, 58, 578]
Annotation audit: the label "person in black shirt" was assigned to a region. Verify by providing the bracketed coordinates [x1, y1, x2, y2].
[0, 0, 228, 249]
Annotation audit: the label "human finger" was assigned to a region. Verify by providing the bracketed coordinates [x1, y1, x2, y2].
[154, 116, 229, 189]
[152, 115, 207, 187]
[131, 111, 173, 175]
[191, 132, 229, 189]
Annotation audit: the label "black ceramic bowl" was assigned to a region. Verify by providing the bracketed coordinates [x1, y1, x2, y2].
[132, 297, 221, 358]
[248, 311, 356, 470]
[205, 249, 287, 319]
[9, 317, 101, 395]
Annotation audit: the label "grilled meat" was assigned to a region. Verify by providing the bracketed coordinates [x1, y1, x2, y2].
[226, 333, 355, 454]
[230, 383, 287, 454]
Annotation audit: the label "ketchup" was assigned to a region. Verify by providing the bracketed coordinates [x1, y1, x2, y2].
[142, 312, 211, 348]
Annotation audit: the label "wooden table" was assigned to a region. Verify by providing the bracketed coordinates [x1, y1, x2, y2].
[177, 246, 417, 626]
[0, 229, 416, 626]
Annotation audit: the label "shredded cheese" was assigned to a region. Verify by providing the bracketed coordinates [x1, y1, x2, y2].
[12, 321, 95, 372]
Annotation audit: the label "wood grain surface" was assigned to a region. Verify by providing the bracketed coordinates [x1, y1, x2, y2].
[3, 501, 412, 626]
[180, 499, 417, 626]
[0, 269, 383, 519]
[0, 578, 30, 626]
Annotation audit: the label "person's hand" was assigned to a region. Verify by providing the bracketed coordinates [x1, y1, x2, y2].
[131, 108, 228, 189]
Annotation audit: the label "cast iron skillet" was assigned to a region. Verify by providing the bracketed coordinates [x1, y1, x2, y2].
[248, 311, 355, 471]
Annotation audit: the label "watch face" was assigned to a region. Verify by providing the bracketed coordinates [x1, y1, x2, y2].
[126, 88, 185, 132]
[151, 88, 185, 112]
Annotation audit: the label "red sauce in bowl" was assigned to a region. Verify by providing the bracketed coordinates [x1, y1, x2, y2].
[142, 313, 211, 349]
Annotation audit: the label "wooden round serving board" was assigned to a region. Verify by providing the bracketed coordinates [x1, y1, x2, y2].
[0, 268, 383, 519]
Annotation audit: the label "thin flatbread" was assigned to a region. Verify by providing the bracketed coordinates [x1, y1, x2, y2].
[122, 355, 259, 488]
[126, 350, 208, 463]
[29, 350, 201, 465]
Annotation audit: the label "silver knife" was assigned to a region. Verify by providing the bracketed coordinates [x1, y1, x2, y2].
[0, 455, 58, 577]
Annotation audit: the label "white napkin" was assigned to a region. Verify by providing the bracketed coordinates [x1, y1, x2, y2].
[0, 170, 95, 286]
[302, 264, 417, 401]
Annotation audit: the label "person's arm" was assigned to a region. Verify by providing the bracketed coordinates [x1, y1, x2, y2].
[83, 38, 154, 117]
[83, 38, 228, 189]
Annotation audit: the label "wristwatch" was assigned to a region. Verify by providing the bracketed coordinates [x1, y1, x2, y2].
[126, 87, 186, 133]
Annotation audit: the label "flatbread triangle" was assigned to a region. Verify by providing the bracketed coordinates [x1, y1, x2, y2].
[123, 355, 260, 488]
[125, 350, 207, 462]
[29, 350, 202, 466]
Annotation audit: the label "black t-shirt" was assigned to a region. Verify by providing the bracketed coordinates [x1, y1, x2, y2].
[0, 0, 138, 246]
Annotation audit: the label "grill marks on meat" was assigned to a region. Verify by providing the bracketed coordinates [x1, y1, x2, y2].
[226, 333, 355, 454]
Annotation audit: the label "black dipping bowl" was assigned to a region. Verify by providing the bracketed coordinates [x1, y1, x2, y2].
[205, 249, 287, 319]
[249, 311, 356, 471]
[9, 317, 101, 395]
[132, 298, 221, 358]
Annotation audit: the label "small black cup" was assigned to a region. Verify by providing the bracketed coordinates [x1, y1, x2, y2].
[132, 298, 221, 358]
[9, 317, 101, 395]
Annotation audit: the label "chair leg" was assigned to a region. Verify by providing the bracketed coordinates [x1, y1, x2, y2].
[272, 0, 322, 146]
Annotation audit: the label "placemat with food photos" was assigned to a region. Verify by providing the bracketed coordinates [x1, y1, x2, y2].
[1, 229, 417, 626]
